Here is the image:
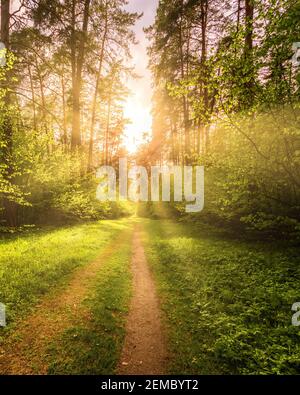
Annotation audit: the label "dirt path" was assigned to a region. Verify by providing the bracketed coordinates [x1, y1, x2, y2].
[118, 227, 168, 375]
[0, 231, 128, 375]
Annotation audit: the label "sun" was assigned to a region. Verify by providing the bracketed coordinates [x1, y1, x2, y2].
[123, 99, 152, 154]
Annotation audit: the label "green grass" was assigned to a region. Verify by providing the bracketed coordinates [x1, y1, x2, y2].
[2, 215, 299, 375]
[47, 227, 133, 375]
[143, 219, 300, 375]
[0, 219, 131, 331]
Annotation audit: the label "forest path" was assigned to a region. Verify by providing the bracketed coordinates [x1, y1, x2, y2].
[117, 226, 168, 375]
[0, 228, 129, 375]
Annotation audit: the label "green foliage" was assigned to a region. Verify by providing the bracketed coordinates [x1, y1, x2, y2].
[144, 219, 300, 375]
[148, 0, 300, 240]
[0, 220, 128, 328]
[0, 0, 140, 228]
[0, 125, 129, 228]
[163, 107, 300, 238]
[47, 226, 133, 374]
[203, 109, 300, 237]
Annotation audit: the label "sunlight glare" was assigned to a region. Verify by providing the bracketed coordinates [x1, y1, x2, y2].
[123, 99, 152, 154]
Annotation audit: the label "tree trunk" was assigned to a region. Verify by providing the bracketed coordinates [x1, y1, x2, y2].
[71, 0, 91, 150]
[244, 0, 255, 106]
[28, 64, 37, 130]
[61, 69, 68, 148]
[237, 0, 241, 32]
[1, 0, 17, 227]
[35, 57, 51, 153]
[179, 1, 190, 164]
[88, 2, 108, 170]
[70, 0, 77, 146]
[171, 120, 176, 164]
[105, 94, 112, 166]
[200, 0, 209, 151]
[245, 0, 254, 53]
[1, 0, 9, 46]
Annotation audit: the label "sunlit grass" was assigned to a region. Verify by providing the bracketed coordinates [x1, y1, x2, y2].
[143, 219, 300, 374]
[47, 228, 133, 374]
[0, 219, 132, 330]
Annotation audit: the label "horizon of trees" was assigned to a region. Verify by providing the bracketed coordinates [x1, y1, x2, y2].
[0, 0, 299, 239]
[0, 0, 140, 227]
[142, 0, 300, 237]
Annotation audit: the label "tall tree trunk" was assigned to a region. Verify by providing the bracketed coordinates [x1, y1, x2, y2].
[104, 67, 116, 166]
[28, 64, 37, 130]
[171, 119, 176, 164]
[1, 0, 16, 226]
[105, 97, 112, 166]
[197, 120, 201, 154]
[244, 0, 254, 106]
[70, 0, 77, 145]
[88, 2, 108, 170]
[245, 0, 254, 52]
[179, 0, 190, 164]
[71, 0, 91, 150]
[61, 69, 68, 148]
[1, 0, 9, 46]
[237, 0, 241, 32]
[200, 0, 209, 151]
[35, 57, 50, 153]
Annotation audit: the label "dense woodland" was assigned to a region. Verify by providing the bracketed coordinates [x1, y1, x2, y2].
[0, 0, 139, 227]
[142, 0, 300, 238]
[0, 0, 300, 239]
[1, 1, 300, 376]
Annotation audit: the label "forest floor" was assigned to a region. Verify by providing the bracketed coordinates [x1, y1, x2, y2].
[0, 214, 299, 374]
[0, 217, 169, 375]
[117, 226, 168, 375]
